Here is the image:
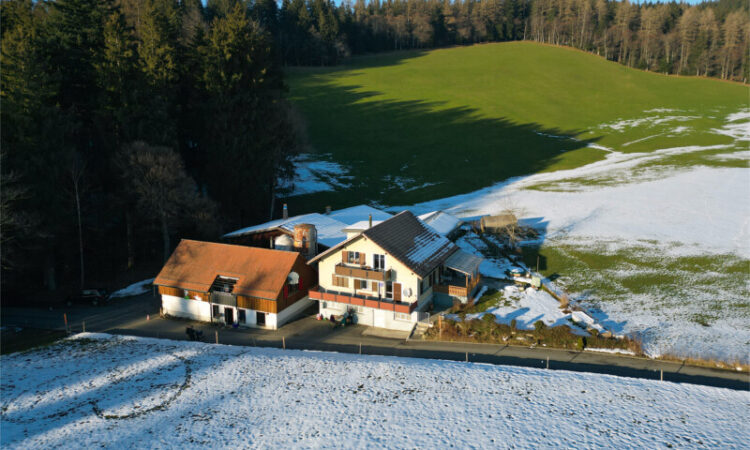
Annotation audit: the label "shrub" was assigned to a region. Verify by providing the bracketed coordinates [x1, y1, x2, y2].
[534, 320, 547, 332]
[482, 313, 496, 324]
[496, 324, 512, 335]
[577, 336, 586, 350]
[590, 328, 599, 338]
[510, 319, 517, 329]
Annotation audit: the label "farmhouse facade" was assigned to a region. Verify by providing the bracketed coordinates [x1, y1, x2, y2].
[307, 211, 482, 331]
[154, 240, 316, 329]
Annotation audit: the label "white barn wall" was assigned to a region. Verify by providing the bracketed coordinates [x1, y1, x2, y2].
[162, 295, 211, 321]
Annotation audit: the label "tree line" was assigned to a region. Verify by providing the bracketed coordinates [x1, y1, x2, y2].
[1, 0, 303, 295]
[269, 0, 748, 80]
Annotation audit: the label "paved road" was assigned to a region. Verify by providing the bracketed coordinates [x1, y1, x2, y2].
[2, 293, 748, 391]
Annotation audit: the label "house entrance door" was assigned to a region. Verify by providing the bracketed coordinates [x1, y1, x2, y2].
[224, 307, 234, 325]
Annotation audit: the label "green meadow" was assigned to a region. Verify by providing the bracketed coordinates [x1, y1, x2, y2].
[286, 41, 747, 210]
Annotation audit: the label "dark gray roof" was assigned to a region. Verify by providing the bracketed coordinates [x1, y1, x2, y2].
[362, 211, 457, 278]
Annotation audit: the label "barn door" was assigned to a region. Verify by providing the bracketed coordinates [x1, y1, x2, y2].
[393, 283, 401, 302]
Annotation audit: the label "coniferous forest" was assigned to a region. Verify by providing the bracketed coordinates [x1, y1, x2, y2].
[274, 0, 748, 81]
[1, 0, 747, 297]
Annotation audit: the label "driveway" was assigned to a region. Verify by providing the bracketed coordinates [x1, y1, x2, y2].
[2, 292, 747, 391]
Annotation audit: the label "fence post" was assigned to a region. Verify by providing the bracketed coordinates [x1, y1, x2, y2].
[63, 313, 68, 333]
[359, 342, 362, 354]
[465, 352, 468, 363]
[82, 321, 85, 333]
[215, 331, 218, 344]
[660, 369, 663, 381]
[546, 356, 549, 369]
[283, 336, 286, 350]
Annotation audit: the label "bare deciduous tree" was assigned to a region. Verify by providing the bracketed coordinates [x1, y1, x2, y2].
[118, 141, 217, 263]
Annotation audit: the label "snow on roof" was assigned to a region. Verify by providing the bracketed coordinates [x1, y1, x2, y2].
[223, 205, 392, 249]
[327, 204, 392, 225]
[418, 210, 462, 236]
[342, 220, 383, 232]
[223, 213, 349, 248]
[362, 211, 457, 278]
[406, 231, 454, 268]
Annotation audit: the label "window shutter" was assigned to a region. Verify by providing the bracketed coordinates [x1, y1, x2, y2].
[359, 253, 365, 265]
[342, 251, 348, 263]
[284, 285, 289, 299]
[299, 276, 304, 290]
[332, 274, 337, 285]
[371, 281, 378, 291]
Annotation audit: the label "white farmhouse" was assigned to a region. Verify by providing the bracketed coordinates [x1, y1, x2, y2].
[308, 211, 482, 331]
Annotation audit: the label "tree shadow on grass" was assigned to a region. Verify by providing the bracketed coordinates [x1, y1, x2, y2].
[283, 80, 601, 214]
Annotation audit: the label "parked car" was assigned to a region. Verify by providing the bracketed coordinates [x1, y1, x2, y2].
[66, 289, 109, 306]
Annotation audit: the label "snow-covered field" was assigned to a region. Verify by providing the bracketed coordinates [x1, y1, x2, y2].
[1, 334, 748, 449]
[400, 109, 750, 362]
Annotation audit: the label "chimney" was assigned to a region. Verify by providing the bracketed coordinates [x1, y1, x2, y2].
[368, 214, 372, 228]
[283, 203, 288, 220]
[325, 205, 332, 215]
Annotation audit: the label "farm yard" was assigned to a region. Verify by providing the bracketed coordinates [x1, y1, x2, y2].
[285, 42, 749, 363]
[2, 334, 748, 449]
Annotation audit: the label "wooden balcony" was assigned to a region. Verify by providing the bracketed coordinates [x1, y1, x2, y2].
[309, 287, 415, 314]
[435, 274, 481, 298]
[334, 264, 390, 282]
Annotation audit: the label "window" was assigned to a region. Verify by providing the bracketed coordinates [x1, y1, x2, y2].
[386, 281, 393, 298]
[354, 279, 366, 290]
[238, 309, 246, 323]
[347, 251, 360, 264]
[183, 289, 190, 299]
[373, 254, 385, 270]
[212, 304, 220, 318]
[332, 275, 348, 288]
[395, 312, 410, 321]
[288, 272, 300, 293]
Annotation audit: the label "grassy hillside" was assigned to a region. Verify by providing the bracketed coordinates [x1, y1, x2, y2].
[286, 41, 747, 209]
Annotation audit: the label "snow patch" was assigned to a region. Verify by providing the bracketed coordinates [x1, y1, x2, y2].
[110, 278, 154, 298]
[285, 153, 352, 196]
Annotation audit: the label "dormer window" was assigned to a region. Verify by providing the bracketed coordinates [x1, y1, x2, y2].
[210, 275, 238, 293]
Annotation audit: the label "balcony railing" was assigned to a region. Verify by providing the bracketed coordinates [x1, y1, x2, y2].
[435, 274, 481, 298]
[334, 264, 390, 282]
[309, 287, 415, 314]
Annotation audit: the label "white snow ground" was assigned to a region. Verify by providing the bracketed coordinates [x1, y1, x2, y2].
[1, 334, 748, 449]
[396, 109, 750, 361]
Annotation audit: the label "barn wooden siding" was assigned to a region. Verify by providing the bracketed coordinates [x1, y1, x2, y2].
[237, 295, 277, 314]
[158, 285, 209, 302]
